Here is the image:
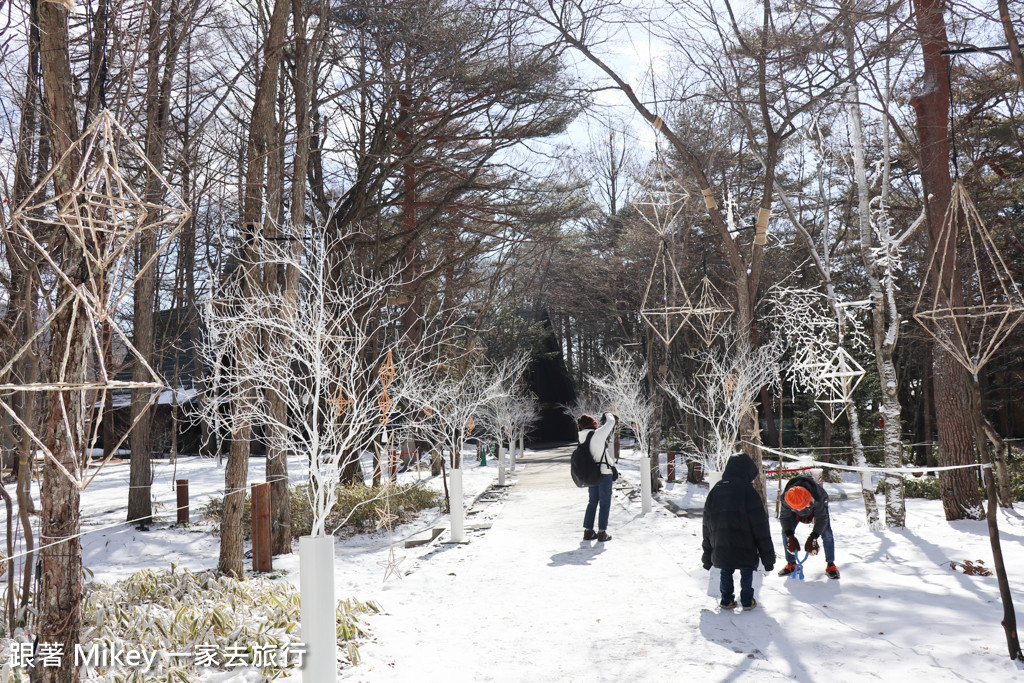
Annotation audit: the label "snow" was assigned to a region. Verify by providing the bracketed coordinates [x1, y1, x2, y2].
[5, 444, 1024, 682]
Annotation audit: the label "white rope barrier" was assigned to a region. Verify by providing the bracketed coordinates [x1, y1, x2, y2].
[744, 440, 990, 476]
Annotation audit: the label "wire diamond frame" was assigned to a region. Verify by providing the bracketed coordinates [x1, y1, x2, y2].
[810, 347, 865, 424]
[633, 165, 689, 238]
[0, 109, 191, 489]
[913, 180, 1024, 375]
[686, 276, 734, 345]
[640, 241, 692, 345]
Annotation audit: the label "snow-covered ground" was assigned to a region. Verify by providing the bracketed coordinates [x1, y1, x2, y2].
[4, 443, 1024, 682]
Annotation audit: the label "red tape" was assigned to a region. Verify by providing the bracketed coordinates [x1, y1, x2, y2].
[764, 466, 817, 475]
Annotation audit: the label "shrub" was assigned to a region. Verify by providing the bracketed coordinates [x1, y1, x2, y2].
[205, 482, 443, 539]
[73, 564, 380, 681]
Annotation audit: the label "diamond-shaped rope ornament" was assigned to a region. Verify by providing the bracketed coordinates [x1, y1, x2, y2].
[913, 180, 1024, 375]
[686, 276, 733, 345]
[12, 109, 191, 321]
[640, 241, 692, 345]
[327, 387, 353, 416]
[812, 347, 865, 424]
[633, 162, 690, 238]
[378, 350, 397, 389]
[1, 110, 190, 490]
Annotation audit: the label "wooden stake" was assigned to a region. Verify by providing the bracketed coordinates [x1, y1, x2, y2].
[175, 479, 189, 524]
[251, 482, 272, 572]
[667, 451, 676, 482]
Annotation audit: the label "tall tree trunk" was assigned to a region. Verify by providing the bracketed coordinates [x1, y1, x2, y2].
[997, 0, 1024, 89]
[37, 1, 84, 678]
[910, 0, 983, 521]
[220, 0, 292, 576]
[129, 0, 185, 524]
[844, 10, 905, 526]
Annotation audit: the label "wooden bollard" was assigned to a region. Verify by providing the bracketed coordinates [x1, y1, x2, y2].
[176, 479, 189, 524]
[667, 451, 676, 482]
[251, 482, 272, 572]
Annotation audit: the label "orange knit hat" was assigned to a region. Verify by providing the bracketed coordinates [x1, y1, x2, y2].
[784, 486, 813, 511]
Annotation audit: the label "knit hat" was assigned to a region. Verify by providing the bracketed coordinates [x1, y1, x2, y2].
[784, 485, 813, 511]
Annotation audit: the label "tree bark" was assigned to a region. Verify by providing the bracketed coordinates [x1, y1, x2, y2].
[220, 0, 292, 576]
[909, 0, 983, 521]
[37, 1, 85, 678]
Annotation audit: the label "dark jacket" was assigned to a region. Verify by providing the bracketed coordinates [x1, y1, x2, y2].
[779, 475, 830, 539]
[702, 454, 776, 571]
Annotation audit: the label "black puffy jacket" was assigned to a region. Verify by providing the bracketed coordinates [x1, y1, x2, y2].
[779, 475, 830, 539]
[701, 454, 776, 571]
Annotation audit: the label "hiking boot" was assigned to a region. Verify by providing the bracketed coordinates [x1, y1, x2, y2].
[597, 531, 612, 542]
[720, 599, 737, 608]
[582, 529, 597, 541]
[778, 563, 797, 577]
[826, 563, 841, 580]
[742, 599, 757, 611]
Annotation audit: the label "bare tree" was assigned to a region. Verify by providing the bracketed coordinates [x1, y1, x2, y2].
[662, 335, 781, 507]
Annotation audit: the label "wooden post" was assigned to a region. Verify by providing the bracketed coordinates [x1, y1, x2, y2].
[251, 482, 272, 572]
[176, 479, 189, 524]
[667, 451, 676, 482]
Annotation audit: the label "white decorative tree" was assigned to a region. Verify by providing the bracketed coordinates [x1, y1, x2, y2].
[194, 233, 450, 671]
[589, 348, 656, 512]
[399, 360, 493, 542]
[480, 354, 530, 485]
[662, 335, 781, 492]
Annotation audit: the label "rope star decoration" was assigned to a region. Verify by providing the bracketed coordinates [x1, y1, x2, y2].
[377, 546, 406, 582]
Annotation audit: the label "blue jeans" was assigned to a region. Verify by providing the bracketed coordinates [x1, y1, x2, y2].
[583, 473, 614, 531]
[720, 567, 754, 607]
[782, 518, 835, 564]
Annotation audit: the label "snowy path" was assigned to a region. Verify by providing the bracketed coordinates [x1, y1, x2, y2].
[338, 446, 1024, 683]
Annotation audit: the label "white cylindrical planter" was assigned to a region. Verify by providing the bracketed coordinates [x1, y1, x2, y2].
[299, 534, 337, 682]
[640, 454, 653, 513]
[707, 470, 723, 489]
[450, 467, 465, 542]
[509, 439, 517, 472]
[497, 444, 506, 486]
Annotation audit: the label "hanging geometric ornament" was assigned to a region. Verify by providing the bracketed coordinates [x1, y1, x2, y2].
[686, 275, 733, 345]
[633, 159, 689, 237]
[12, 109, 190, 321]
[813, 347, 865, 424]
[0, 109, 190, 490]
[640, 241, 692, 345]
[913, 180, 1024, 375]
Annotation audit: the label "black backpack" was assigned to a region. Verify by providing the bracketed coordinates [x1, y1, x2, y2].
[571, 432, 603, 487]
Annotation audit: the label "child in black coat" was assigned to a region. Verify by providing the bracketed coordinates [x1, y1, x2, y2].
[702, 453, 776, 610]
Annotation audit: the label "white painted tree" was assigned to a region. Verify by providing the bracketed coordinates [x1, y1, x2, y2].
[480, 353, 530, 485]
[194, 233, 446, 676]
[589, 348, 656, 512]
[400, 360, 492, 542]
[510, 395, 541, 469]
[662, 335, 781, 499]
[560, 394, 609, 425]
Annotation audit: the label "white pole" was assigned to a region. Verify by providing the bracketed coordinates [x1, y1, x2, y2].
[497, 444, 506, 486]
[640, 454, 653, 513]
[299, 535, 337, 682]
[509, 437, 517, 472]
[450, 467, 465, 542]
[519, 434, 524, 463]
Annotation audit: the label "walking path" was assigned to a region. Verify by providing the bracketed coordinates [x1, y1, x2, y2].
[339, 446, 797, 682]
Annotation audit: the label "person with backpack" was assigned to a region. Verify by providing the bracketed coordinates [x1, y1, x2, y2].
[701, 453, 775, 610]
[577, 412, 618, 542]
[777, 474, 840, 579]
